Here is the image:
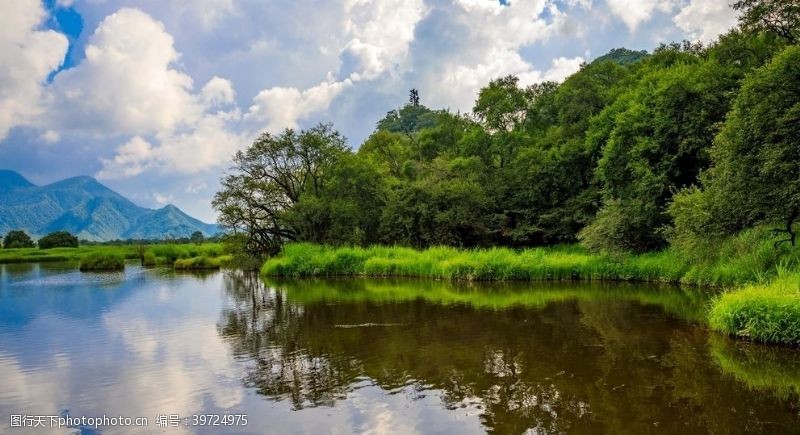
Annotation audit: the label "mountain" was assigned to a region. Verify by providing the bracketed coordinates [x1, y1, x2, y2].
[592, 48, 649, 66]
[0, 170, 218, 241]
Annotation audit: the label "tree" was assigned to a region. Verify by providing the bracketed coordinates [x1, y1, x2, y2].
[582, 50, 741, 252]
[3, 230, 34, 248]
[473, 75, 528, 132]
[734, 0, 800, 43]
[409, 88, 420, 107]
[37, 231, 79, 249]
[671, 45, 800, 247]
[213, 123, 348, 256]
[190, 231, 204, 245]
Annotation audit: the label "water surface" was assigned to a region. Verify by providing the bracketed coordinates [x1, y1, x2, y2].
[1, 263, 799, 434]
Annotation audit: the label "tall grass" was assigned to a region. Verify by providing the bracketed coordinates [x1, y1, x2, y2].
[708, 272, 800, 345]
[174, 255, 233, 270]
[79, 253, 125, 271]
[262, 243, 690, 283]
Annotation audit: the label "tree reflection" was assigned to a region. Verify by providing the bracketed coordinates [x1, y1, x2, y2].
[217, 273, 800, 433]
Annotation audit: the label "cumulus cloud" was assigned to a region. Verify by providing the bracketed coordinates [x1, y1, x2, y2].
[202, 76, 236, 106]
[409, 0, 578, 110]
[49, 8, 201, 136]
[0, 0, 68, 140]
[41, 9, 245, 179]
[244, 78, 353, 133]
[606, 0, 676, 31]
[673, 0, 738, 43]
[340, 0, 427, 80]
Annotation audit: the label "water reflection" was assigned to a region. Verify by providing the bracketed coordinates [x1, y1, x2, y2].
[219, 274, 800, 433]
[1, 265, 799, 434]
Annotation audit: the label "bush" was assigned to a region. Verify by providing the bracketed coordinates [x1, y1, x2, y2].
[3, 230, 34, 249]
[38, 231, 79, 249]
[143, 251, 157, 267]
[79, 253, 125, 271]
[174, 255, 232, 270]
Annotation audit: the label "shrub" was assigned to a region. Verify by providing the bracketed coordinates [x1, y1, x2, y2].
[3, 230, 35, 249]
[38, 231, 79, 249]
[174, 255, 232, 270]
[79, 253, 125, 271]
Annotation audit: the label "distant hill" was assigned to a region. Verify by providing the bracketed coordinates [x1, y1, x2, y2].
[592, 48, 649, 66]
[0, 170, 218, 241]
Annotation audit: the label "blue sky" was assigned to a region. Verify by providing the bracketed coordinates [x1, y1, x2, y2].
[0, 0, 738, 222]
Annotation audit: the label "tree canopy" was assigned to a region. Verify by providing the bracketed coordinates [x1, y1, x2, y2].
[3, 230, 35, 249]
[38, 231, 79, 249]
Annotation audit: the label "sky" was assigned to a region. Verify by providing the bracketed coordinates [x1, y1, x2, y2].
[0, 0, 739, 223]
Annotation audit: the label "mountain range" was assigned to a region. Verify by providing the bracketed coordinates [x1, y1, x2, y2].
[0, 170, 218, 241]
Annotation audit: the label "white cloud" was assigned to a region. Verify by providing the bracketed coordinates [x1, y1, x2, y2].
[413, 0, 576, 110]
[202, 76, 236, 106]
[39, 129, 61, 143]
[49, 8, 202, 136]
[606, 0, 676, 31]
[340, 0, 427, 80]
[97, 135, 156, 179]
[673, 0, 738, 43]
[0, 0, 68, 140]
[245, 78, 353, 133]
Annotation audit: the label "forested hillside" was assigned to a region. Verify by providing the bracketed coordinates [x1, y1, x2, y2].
[214, 0, 799, 259]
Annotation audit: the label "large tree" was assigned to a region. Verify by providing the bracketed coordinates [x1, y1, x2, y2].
[213, 123, 347, 255]
[734, 0, 800, 43]
[3, 230, 34, 249]
[670, 44, 800, 247]
[38, 231, 79, 249]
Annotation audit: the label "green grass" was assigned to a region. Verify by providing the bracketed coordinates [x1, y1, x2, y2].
[262, 243, 691, 283]
[708, 273, 800, 345]
[0, 243, 226, 267]
[79, 252, 125, 271]
[174, 255, 233, 270]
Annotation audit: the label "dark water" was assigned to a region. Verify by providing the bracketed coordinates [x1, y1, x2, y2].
[1, 263, 799, 434]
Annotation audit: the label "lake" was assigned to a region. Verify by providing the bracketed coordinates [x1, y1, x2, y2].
[1, 263, 799, 434]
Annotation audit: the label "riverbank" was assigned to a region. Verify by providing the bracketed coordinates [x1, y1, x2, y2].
[261, 232, 800, 345]
[0, 243, 227, 268]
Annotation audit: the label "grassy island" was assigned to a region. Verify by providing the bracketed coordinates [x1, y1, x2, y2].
[79, 253, 125, 271]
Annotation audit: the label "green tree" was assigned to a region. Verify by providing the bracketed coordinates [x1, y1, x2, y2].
[671, 45, 800, 247]
[582, 51, 741, 252]
[734, 0, 800, 43]
[37, 231, 79, 249]
[3, 230, 34, 248]
[190, 231, 204, 245]
[213, 123, 348, 255]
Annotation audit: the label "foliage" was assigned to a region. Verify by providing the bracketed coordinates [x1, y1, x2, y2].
[79, 253, 125, 271]
[213, 123, 347, 255]
[38, 231, 79, 249]
[190, 231, 204, 245]
[670, 44, 800, 248]
[734, 0, 800, 43]
[709, 273, 800, 345]
[173, 255, 233, 270]
[3, 230, 34, 249]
